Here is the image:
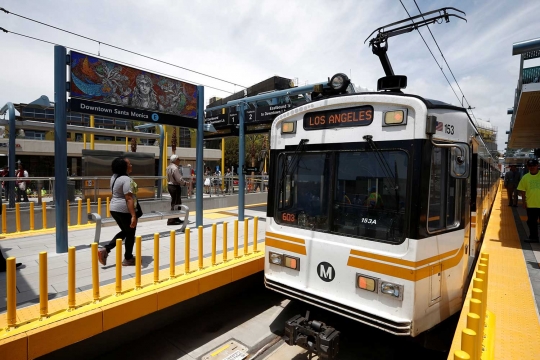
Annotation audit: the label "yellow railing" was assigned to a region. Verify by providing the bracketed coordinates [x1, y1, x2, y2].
[3, 217, 260, 331]
[1, 197, 111, 235]
[453, 252, 495, 360]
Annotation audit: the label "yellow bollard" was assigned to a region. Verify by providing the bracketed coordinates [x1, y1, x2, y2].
[106, 197, 110, 218]
[97, 198, 102, 216]
[67, 200, 70, 226]
[466, 313, 482, 360]
[154, 233, 160, 284]
[453, 350, 471, 360]
[15, 202, 21, 232]
[116, 239, 122, 295]
[68, 246, 76, 309]
[223, 222, 228, 262]
[461, 328, 477, 360]
[30, 202, 35, 231]
[42, 202, 47, 229]
[471, 288, 484, 327]
[253, 217, 258, 252]
[477, 263, 488, 289]
[77, 199, 82, 226]
[6, 257, 17, 327]
[2, 203, 6, 233]
[473, 278, 486, 320]
[480, 252, 489, 264]
[91, 243, 100, 301]
[469, 299, 482, 324]
[234, 220, 239, 258]
[185, 228, 190, 274]
[39, 251, 48, 318]
[170, 230, 176, 278]
[135, 235, 142, 289]
[87, 198, 91, 217]
[198, 225, 203, 270]
[244, 218, 249, 255]
[211, 224, 217, 266]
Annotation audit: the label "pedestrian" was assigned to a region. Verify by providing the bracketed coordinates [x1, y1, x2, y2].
[225, 167, 232, 194]
[213, 166, 223, 195]
[517, 158, 540, 243]
[204, 166, 212, 194]
[166, 155, 186, 225]
[15, 162, 29, 202]
[504, 165, 521, 206]
[98, 157, 139, 266]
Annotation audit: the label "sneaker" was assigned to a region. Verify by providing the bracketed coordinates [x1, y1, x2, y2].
[98, 248, 108, 266]
[122, 257, 136, 266]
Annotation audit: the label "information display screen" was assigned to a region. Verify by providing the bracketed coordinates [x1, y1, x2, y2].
[303, 105, 374, 130]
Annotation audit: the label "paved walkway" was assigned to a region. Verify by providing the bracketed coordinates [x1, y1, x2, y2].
[0, 204, 267, 312]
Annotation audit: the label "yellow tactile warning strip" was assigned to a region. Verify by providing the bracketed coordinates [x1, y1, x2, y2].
[448, 187, 540, 359]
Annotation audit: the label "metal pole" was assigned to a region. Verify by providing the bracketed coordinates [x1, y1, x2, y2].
[196, 86, 204, 227]
[54, 45, 68, 253]
[157, 125, 164, 198]
[3, 102, 16, 208]
[238, 102, 246, 220]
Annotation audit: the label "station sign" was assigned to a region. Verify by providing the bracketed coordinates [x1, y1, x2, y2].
[204, 102, 292, 138]
[68, 51, 199, 128]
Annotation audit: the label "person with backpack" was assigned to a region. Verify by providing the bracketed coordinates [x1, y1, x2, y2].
[15, 162, 29, 202]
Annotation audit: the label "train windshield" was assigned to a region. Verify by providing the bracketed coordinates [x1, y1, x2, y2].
[276, 149, 408, 243]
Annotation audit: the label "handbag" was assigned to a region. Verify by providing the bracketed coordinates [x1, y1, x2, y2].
[135, 201, 143, 218]
[204, 177, 211, 186]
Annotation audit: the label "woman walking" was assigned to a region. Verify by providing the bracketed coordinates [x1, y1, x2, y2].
[98, 157, 138, 266]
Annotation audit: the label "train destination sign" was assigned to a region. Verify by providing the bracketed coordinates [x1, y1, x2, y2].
[303, 105, 374, 130]
[69, 51, 199, 127]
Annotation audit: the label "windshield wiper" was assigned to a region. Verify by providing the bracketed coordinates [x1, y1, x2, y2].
[363, 135, 400, 211]
[278, 139, 309, 207]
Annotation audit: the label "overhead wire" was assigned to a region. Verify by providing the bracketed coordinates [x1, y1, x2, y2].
[0, 26, 235, 94]
[0, 6, 247, 89]
[411, 0, 478, 121]
[397, 0, 462, 106]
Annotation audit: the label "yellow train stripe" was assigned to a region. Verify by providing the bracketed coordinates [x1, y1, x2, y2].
[349, 246, 459, 268]
[265, 231, 305, 244]
[265, 238, 307, 255]
[347, 244, 465, 282]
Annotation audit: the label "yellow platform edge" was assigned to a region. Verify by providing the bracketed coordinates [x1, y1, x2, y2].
[447, 186, 540, 359]
[0, 245, 265, 359]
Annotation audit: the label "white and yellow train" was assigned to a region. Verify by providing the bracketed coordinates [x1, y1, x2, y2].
[264, 76, 499, 337]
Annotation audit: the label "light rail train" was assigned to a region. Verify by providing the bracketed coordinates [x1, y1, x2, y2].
[264, 80, 499, 337]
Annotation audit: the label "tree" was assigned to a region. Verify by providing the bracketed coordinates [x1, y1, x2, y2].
[171, 127, 177, 154]
[131, 137, 137, 152]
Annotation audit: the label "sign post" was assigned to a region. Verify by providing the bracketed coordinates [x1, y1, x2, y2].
[238, 102, 246, 221]
[54, 45, 68, 254]
[196, 86, 204, 227]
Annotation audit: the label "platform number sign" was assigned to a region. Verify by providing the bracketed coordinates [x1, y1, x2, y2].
[317, 262, 335, 282]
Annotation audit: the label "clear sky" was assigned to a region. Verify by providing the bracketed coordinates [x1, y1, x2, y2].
[1, 0, 539, 151]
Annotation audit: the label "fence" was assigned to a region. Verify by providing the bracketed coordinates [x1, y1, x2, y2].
[3, 217, 260, 330]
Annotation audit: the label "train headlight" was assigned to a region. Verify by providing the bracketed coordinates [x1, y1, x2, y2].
[383, 110, 407, 125]
[281, 121, 296, 134]
[269, 252, 283, 265]
[329, 73, 350, 93]
[380, 281, 404, 300]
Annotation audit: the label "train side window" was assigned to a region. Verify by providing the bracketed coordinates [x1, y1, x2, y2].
[428, 147, 461, 232]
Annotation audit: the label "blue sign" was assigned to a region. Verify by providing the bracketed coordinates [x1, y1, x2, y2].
[152, 113, 159, 121]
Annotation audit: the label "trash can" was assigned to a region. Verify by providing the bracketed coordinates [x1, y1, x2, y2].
[67, 181, 75, 202]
